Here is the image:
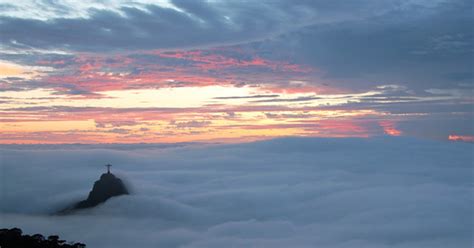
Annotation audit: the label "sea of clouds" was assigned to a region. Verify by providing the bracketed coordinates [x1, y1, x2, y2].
[0, 137, 472, 247]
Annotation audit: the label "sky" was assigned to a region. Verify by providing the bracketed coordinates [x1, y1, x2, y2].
[0, 137, 472, 247]
[0, 0, 472, 143]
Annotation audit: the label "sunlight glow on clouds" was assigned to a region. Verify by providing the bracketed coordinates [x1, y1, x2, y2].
[0, 0, 472, 143]
[0, 60, 53, 79]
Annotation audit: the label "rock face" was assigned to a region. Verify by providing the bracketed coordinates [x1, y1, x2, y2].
[74, 172, 129, 209]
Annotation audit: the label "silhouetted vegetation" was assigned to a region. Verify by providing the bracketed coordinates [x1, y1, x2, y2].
[0, 228, 86, 248]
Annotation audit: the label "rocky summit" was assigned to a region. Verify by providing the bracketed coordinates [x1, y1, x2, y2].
[58, 167, 129, 214]
[74, 172, 129, 209]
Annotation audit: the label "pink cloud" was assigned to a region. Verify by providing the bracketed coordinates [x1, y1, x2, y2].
[32, 47, 319, 95]
[448, 135, 474, 142]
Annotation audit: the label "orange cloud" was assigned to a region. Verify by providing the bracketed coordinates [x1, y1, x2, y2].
[379, 121, 402, 136]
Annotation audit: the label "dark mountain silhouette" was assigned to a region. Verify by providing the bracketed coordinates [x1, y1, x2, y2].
[0, 228, 86, 248]
[58, 165, 129, 214]
[74, 172, 129, 209]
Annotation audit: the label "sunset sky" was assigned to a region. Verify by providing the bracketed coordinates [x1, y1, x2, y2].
[0, 0, 472, 144]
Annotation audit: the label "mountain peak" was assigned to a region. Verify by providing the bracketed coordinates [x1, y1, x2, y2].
[74, 172, 129, 209]
[58, 167, 129, 214]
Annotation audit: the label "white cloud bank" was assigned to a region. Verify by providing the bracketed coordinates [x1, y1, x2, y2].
[0, 137, 472, 247]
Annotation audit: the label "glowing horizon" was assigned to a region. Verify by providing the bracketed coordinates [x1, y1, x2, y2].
[0, 1, 472, 144]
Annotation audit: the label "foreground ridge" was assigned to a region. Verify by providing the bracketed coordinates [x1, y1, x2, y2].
[0, 228, 86, 248]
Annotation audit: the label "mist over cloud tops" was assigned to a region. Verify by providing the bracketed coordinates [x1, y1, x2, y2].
[0, 137, 472, 247]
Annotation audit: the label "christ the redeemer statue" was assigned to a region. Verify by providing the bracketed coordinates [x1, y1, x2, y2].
[105, 164, 112, 174]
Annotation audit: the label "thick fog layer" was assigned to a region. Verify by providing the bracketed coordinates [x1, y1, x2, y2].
[0, 137, 472, 247]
